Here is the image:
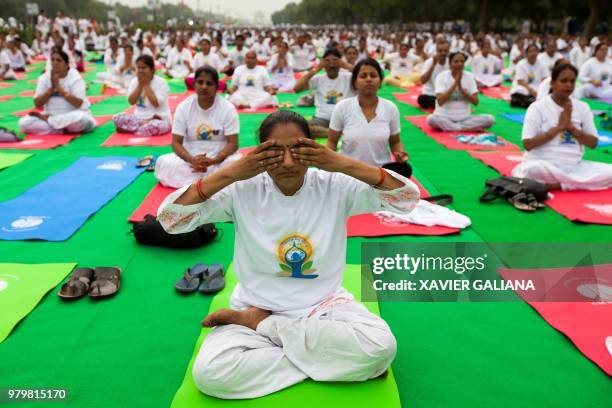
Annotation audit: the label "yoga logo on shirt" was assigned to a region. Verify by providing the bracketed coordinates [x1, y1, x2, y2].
[527, 72, 535, 84]
[245, 76, 255, 86]
[483, 65, 490, 75]
[602, 71, 609, 82]
[136, 95, 146, 108]
[560, 130, 576, 145]
[195, 123, 220, 141]
[325, 90, 343, 105]
[3, 216, 48, 232]
[276, 234, 318, 279]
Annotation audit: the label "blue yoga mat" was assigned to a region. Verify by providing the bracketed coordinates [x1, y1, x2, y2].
[0, 157, 145, 241]
[501, 113, 525, 124]
[599, 130, 612, 147]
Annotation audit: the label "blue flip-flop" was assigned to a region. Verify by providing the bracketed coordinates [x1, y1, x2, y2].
[198, 264, 225, 294]
[175, 263, 207, 293]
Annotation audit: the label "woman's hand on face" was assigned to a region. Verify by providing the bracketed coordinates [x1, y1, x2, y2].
[290, 137, 345, 172]
[224, 140, 284, 181]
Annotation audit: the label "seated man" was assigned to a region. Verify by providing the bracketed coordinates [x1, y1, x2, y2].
[19, 48, 96, 135]
[470, 41, 503, 88]
[293, 49, 354, 138]
[513, 63, 612, 190]
[186, 38, 223, 90]
[267, 41, 296, 93]
[95, 36, 121, 86]
[110, 44, 137, 91]
[418, 41, 450, 110]
[158, 110, 420, 399]
[112, 55, 171, 137]
[383, 43, 421, 88]
[155, 66, 239, 188]
[228, 51, 278, 109]
[427, 52, 495, 132]
[165, 37, 193, 79]
[4, 39, 27, 73]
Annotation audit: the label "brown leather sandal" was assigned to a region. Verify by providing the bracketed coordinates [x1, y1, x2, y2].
[58, 268, 94, 299]
[88, 267, 122, 299]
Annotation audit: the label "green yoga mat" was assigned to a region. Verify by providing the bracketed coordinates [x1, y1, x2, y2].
[171, 264, 401, 408]
[0, 263, 76, 342]
[0, 153, 32, 170]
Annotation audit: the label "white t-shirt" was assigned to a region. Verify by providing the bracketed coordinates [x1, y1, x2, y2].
[536, 77, 581, 100]
[4, 49, 25, 69]
[385, 52, 419, 77]
[522, 95, 598, 165]
[192, 51, 223, 72]
[228, 47, 248, 67]
[158, 168, 419, 313]
[172, 94, 239, 157]
[309, 71, 354, 120]
[167, 48, 192, 69]
[569, 46, 591, 69]
[537, 51, 563, 75]
[330, 97, 400, 167]
[291, 44, 315, 71]
[470, 53, 502, 78]
[126, 75, 171, 121]
[510, 59, 549, 95]
[578, 57, 611, 85]
[433, 70, 478, 121]
[35, 68, 90, 116]
[267, 53, 294, 79]
[232, 65, 271, 93]
[421, 57, 450, 95]
[252, 42, 271, 61]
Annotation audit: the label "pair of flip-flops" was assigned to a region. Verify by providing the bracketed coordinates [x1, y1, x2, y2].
[507, 193, 546, 212]
[0, 127, 21, 142]
[136, 155, 157, 172]
[175, 263, 225, 294]
[58, 267, 122, 299]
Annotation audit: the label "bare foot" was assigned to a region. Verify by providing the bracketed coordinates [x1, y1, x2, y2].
[29, 111, 49, 121]
[202, 307, 271, 330]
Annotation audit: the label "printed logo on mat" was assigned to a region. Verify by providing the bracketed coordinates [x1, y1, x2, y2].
[576, 282, 612, 301]
[96, 160, 127, 171]
[505, 154, 524, 162]
[2, 216, 48, 232]
[584, 204, 612, 217]
[0, 274, 19, 292]
[606, 336, 612, 357]
[375, 213, 406, 228]
[19, 139, 43, 146]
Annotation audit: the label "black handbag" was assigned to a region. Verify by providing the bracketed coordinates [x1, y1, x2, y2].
[132, 215, 218, 249]
[480, 176, 548, 211]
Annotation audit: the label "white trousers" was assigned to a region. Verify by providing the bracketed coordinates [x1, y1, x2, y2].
[168, 66, 190, 79]
[18, 111, 97, 135]
[579, 83, 612, 99]
[229, 90, 278, 109]
[154, 152, 240, 188]
[475, 74, 503, 88]
[427, 113, 495, 132]
[512, 159, 612, 190]
[192, 297, 396, 399]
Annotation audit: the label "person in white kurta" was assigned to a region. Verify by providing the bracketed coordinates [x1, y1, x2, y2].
[185, 38, 224, 90]
[293, 49, 355, 137]
[569, 36, 591, 70]
[538, 41, 564, 76]
[19, 49, 96, 135]
[112, 45, 138, 91]
[382, 43, 421, 88]
[578, 43, 612, 99]
[155, 66, 240, 188]
[157, 110, 420, 399]
[328, 58, 408, 167]
[427, 52, 494, 132]
[470, 41, 503, 88]
[418, 41, 450, 109]
[510, 44, 549, 108]
[228, 51, 278, 109]
[512, 64, 612, 191]
[267, 42, 296, 92]
[536, 59, 581, 100]
[112, 55, 172, 137]
[95, 37, 122, 85]
[291, 35, 316, 72]
[165, 38, 193, 79]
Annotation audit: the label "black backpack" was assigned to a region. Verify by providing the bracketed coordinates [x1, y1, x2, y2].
[132, 215, 218, 249]
[480, 176, 548, 211]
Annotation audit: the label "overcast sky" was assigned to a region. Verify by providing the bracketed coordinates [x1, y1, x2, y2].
[110, 0, 296, 23]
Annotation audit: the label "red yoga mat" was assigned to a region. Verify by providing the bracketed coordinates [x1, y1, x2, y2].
[347, 177, 462, 237]
[19, 90, 35, 97]
[129, 183, 177, 222]
[468, 150, 612, 225]
[499, 264, 612, 375]
[88, 95, 111, 104]
[393, 86, 433, 113]
[101, 132, 172, 147]
[0, 134, 78, 150]
[0, 82, 15, 88]
[0, 95, 14, 102]
[237, 106, 277, 114]
[406, 115, 520, 151]
[167, 93, 191, 113]
[480, 85, 510, 101]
